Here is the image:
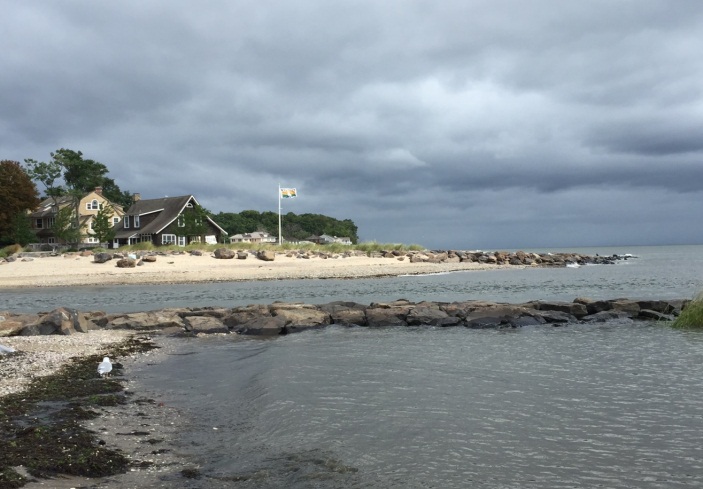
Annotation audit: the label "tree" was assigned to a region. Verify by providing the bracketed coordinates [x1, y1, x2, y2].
[52, 206, 82, 246]
[92, 204, 116, 244]
[0, 160, 40, 245]
[180, 205, 210, 243]
[8, 212, 36, 246]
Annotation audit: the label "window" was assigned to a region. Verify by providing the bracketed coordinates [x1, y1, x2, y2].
[89, 220, 94, 229]
[112, 217, 120, 225]
[35, 219, 43, 229]
[134, 215, 140, 228]
[178, 236, 186, 246]
[124, 215, 130, 228]
[48, 237, 56, 244]
[87, 199, 100, 210]
[86, 237, 99, 243]
[47, 217, 55, 228]
[161, 234, 176, 245]
[177, 215, 185, 227]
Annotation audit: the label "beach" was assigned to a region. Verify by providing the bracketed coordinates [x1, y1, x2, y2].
[0, 250, 509, 288]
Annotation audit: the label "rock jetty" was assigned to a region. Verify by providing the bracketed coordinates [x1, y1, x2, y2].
[1, 296, 686, 338]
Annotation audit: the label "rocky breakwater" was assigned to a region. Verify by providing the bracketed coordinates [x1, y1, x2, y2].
[1, 297, 686, 341]
[393, 250, 632, 266]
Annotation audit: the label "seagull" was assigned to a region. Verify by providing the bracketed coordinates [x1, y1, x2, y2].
[98, 357, 113, 377]
[0, 344, 15, 355]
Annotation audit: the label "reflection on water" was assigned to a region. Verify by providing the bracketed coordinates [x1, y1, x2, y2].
[134, 323, 703, 488]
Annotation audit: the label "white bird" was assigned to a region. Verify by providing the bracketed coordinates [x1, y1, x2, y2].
[98, 357, 113, 377]
[0, 344, 15, 355]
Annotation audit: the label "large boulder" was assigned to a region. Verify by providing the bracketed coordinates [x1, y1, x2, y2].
[93, 252, 113, 264]
[224, 305, 272, 329]
[107, 310, 185, 330]
[318, 301, 367, 326]
[21, 307, 90, 336]
[365, 302, 413, 327]
[406, 303, 453, 326]
[233, 316, 287, 336]
[214, 248, 236, 259]
[271, 303, 331, 333]
[536, 301, 588, 318]
[183, 316, 228, 334]
[257, 250, 275, 261]
[116, 258, 137, 268]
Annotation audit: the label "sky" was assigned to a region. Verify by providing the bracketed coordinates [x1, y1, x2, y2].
[2, 1, 703, 250]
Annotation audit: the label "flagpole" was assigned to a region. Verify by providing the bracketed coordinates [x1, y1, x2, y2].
[278, 184, 282, 246]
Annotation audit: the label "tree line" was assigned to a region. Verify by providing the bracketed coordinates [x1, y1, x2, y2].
[0, 149, 358, 246]
[214, 210, 359, 243]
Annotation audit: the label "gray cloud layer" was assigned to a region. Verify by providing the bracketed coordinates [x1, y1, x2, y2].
[3, 0, 702, 248]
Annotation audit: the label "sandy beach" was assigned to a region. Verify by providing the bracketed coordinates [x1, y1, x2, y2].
[0, 250, 509, 289]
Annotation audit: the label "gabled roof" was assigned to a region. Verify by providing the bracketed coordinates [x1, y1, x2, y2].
[114, 195, 227, 239]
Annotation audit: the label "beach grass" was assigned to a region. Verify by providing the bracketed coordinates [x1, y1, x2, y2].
[117, 241, 427, 255]
[671, 292, 703, 329]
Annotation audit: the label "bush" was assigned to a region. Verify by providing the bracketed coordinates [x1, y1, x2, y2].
[672, 292, 703, 329]
[0, 244, 22, 258]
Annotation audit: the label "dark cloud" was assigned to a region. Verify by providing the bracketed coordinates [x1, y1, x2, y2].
[2, 0, 703, 248]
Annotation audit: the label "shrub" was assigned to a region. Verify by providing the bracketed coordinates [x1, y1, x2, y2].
[672, 292, 703, 329]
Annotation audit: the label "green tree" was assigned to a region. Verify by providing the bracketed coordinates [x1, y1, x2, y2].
[0, 160, 40, 244]
[180, 205, 210, 243]
[8, 212, 36, 246]
[52, 206, 82, 246]
[92, 204, 116, 244]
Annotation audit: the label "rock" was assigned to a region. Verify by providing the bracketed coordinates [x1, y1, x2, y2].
[224, 305, 272, 329]
[365, 303, 413, 327]
[537, 301, 588, 318]
[20, 307, 89, 336]
[233, 316, 287, 336]
[183, 316, 228, 334]
[609, 299, 640, 316]
[107, 311, 185, 330]
[257, 250, 275, 261]
[0, 320, 25, 336]
[638, 309, 675, 321]
[214, 248, 236, 259]
[271, 303, 331, 333]
[142, 255, 157, 263]
[237, 252, 248, 259]
[21, 257, 34, 262]
[190, 250, 203, 256]
[406, 304, 452, 326]
[465, 316, 509, 329]
[318, 301, 367, 326]
[582, 311, 633, 323]
[636, 300, 674, 314]
[94, 252, 113, 263]
[116, 258, 137, 268]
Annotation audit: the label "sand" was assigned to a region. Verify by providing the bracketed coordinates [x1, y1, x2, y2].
[0, 251, 509, 289]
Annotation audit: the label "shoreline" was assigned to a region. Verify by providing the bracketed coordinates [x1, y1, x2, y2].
[1, 251, 511, 289]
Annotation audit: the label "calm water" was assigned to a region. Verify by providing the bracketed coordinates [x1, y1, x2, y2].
[137, 323, 703, 488]
[4, 245, 703, 487]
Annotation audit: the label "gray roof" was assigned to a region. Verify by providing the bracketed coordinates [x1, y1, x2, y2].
[114, 195, 227, 239]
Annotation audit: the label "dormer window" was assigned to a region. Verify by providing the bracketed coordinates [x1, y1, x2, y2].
[87, 199, 100, 210]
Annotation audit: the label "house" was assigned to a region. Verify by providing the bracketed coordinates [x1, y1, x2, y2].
[29, 187, 125, 247]
[229, 231, 277, 244]
[112, 195, 227, 248]
[308, 234, 353, 245]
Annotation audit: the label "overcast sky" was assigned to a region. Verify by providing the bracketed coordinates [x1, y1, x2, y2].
[2, 1, 703, 249]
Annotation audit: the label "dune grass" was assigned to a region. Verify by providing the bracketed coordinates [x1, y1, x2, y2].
[671, 292, 703, 329]
[116, 241, 427, 255]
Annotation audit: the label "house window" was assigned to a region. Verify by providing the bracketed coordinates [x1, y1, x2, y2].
[134, 215, 140, 228]
[88, 220, 94, 229]
[35, 219, 43, 229]
[112, 217, 120, 225]
[86, 237, 99, 243]
[177, 215, 185, 227]
[124, 215, 130, 228]
[161, 234, 176, 245]
[178, 236, 186, 246]
[47, 217, 55, 228]
[47, 237, 56, 244]
[139, 234, 152, 243]
[87, 199, 100, 210]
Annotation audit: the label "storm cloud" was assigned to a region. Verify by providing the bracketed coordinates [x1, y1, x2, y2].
[2, 0, 702, 248]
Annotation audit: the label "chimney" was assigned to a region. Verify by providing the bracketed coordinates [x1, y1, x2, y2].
[94, 186, 103, 195]
[133, 193, 141, 202]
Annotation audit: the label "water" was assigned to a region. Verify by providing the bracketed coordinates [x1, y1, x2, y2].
[140, 324, 703, 488]
[2, 245, 703, 313]
[4, 244, 703, 487]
